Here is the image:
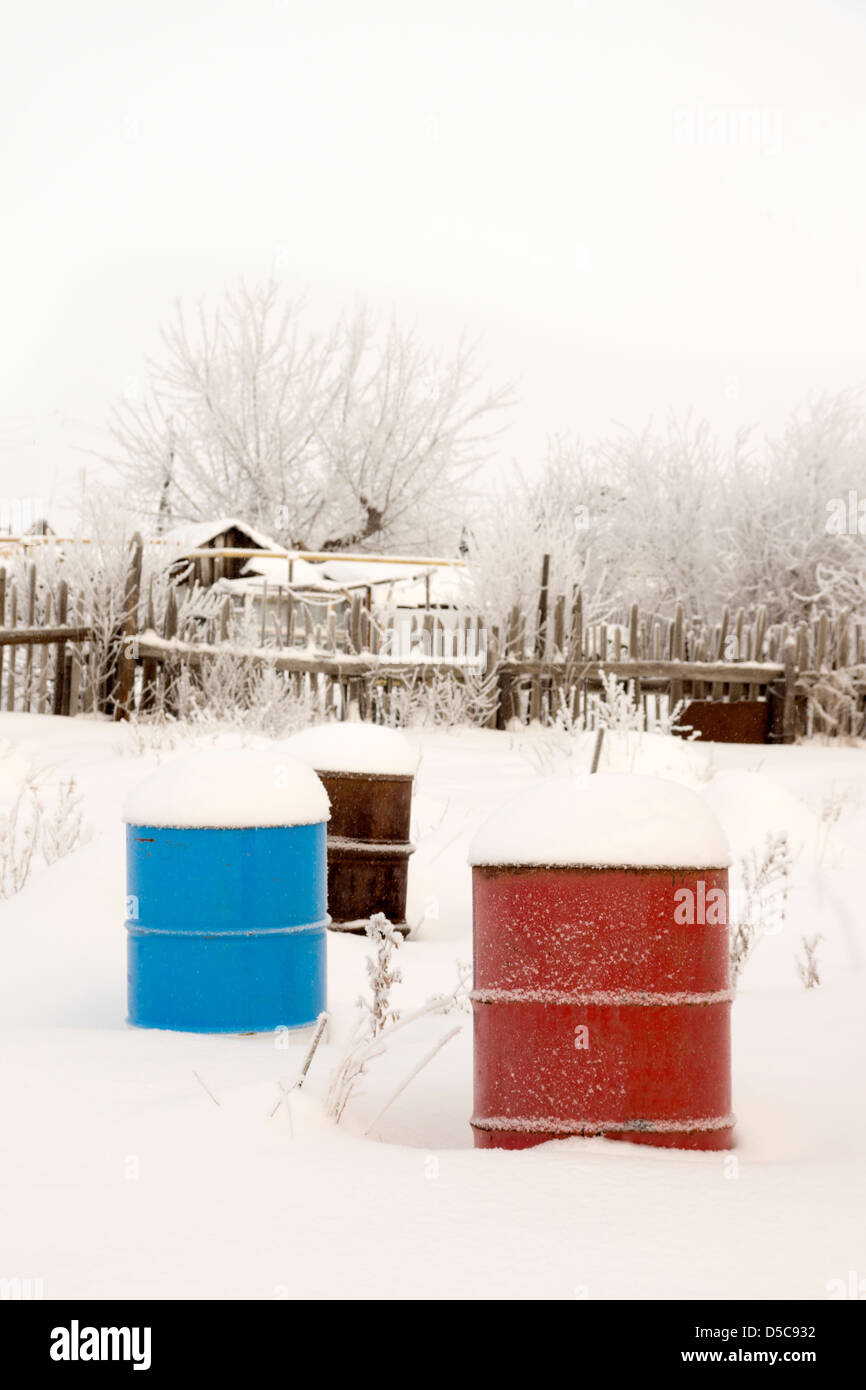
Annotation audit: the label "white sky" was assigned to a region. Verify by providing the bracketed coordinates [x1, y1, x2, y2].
[2, 0, 866, 527]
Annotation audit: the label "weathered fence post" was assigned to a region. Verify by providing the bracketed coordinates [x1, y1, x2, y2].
[23, 563, 36, 712]
[139, 578, 159, 714]
[113, 533, 143, 721]
[51, 581, 68, 716]
[0, 568, 5, 705]
[781, 638, 797, 744]
[669, 602, 684, 713]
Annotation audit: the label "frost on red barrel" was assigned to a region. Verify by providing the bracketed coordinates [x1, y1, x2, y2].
[468, 773, 735, 1151]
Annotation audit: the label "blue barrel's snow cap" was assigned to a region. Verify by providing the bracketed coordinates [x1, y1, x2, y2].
[468, 772, 731, 869]
[285, 722, 417, 777]
[123, 748, 330, 829]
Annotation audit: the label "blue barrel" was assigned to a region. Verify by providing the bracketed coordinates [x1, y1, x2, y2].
[124, 750, 330, 1033]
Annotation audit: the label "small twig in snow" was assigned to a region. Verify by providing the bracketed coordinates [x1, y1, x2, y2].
[268, 1011, 329, 1118]
[192, 1070, 221, 1107]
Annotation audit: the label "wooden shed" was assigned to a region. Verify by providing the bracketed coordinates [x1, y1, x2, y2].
[157, 517, 286, 588]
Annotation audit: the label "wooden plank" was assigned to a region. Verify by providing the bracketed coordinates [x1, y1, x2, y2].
[134, 634, 506, 681]
[484, 625, 500, 729]
[259, 580, 268, 646]
[0, 625, 93, 647]
[652, 621, 662, 727]
[569, 587, 583, 663]
[132, 634, 787, 687]
[113, 534, 143, 720]
[749, 606, 767, 699]
[37, 591, 52, 714]
[711, 606, 729, 701]
[536, 553, 547, 656]
[0, 569, 5, 700]
[781, 638, 797, 744]
[553, 594, 565, 656]
[62, 648, 74, 717]
[139, 578, 158, 713]
[530, 554, 550, 724]
[836, 610, 850, 669]
[22, 563, 36, 711]
[5, 580, 16, 711]
[52, 581, 69, 716]
[66, 595, 84, 716]
[502, 657, 786, 683]
[349, 595, 362, 653]
[670, 603, 684, 711]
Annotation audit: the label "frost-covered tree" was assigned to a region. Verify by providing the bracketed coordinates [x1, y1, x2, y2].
[502, 393, 866, 627]
[106, 281, 511, 555]
[544, 417, 731, 619]
[721, 391, 866, 623]
[466, 450, 607, 643]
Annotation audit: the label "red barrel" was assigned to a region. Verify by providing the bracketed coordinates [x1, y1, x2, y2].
[469, 773, 734, 1151]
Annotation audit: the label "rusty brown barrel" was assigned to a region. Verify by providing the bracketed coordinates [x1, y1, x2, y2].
[285, 724, 417, 933]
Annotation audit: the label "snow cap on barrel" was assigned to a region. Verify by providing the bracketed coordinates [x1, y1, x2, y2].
[122, 748, 330, 829]
[468, 772, 731, 869]
[284, 722, 417, 777]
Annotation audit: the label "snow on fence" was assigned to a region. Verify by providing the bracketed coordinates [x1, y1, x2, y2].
[1, 539, 865, 738]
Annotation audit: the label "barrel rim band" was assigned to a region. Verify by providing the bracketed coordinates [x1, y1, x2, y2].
[471, 987, 734, 1007]
[471, 1114, 736, 1135]
[316, 769, 415, 784]
[327, 835, 415, 858]
[328, 917, 410, 933]
[126, 917, 330, 938]
[471, 861, 730, 874]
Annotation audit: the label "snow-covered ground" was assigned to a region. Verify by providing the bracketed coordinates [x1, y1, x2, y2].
[0, 713, 864, 1300]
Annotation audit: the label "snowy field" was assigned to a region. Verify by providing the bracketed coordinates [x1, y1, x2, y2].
[0, 713, 864, 1300]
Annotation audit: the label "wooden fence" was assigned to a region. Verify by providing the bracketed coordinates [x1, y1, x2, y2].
[0, 540, 864, 739]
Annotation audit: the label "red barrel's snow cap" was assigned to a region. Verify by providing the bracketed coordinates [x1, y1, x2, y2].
[468, 772, 731, 869]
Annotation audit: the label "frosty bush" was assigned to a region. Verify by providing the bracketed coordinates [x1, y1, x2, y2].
[326, 913, 469, 1128]
[39, 778, 86, 866]
[123, 712, 185, 759]
[594, 670, 645, 733]
[379, 664, 498, 729]
[0, 769, 91, 899]
[730, 833, 793, 986]
[169, 648, 327, 738]
[795, 933, 822, 990]
[807, 669, 864, 740]
[0, 779, 41, 901]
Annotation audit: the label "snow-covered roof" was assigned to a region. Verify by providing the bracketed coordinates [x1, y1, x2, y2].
[154, 517, 286, 567]
[123, 749, 330, 828]
[316, 559, 429, 587]
[468, 773, 731, 869]
[285, 723, 418, 777]
[240, 554, 347, 592]
[374, 565, 472, 609]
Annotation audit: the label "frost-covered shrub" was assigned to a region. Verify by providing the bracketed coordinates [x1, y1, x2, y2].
[39, 778, 86, 866]
[376, 665, 498, 729]
[0, 779, 41, 900]
[795, 933, 822, 990]
[730, 834, 793, 986]
[122, 713, 185, 759]
[326, 913, 469, 1129]
[170, 649, 327, 738]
